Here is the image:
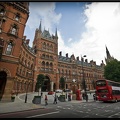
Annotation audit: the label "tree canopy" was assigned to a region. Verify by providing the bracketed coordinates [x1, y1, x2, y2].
[35, 74, 45, 91]
[104, 59, 120, 82]
[59, 77, 65, 89]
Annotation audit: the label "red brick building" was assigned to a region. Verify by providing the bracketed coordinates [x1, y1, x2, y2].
[0, 2, 105, 101]
[0, 2, 31, 101]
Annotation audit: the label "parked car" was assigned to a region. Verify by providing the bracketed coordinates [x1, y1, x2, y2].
[63, 89, 71, 92]
[48, 91, 54, 95]
[55, 89, 63, 93]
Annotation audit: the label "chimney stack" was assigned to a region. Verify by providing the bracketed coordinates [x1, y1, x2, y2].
[66, 53, 68, 57]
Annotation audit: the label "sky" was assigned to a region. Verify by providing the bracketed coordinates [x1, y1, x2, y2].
[24, 2, 120, 65]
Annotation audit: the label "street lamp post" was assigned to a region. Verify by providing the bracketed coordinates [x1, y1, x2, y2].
[72, 79, 76, 94]
[25, 72, 31, 103]
[81, 55, 88, 102]
[25, 82, 27, 103]
[16, 81, 19, 96]
[25, 81, 31, 103]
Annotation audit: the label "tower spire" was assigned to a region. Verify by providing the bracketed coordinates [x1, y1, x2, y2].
[39, 19, 42, 32]
[55, 27, 58, 37]
[105, 45, 111, 59]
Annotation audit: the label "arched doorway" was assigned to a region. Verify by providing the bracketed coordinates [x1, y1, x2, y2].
[0, 71, 7, 100]
[42, 76, 50, 92]
[66, 84, 68, 89]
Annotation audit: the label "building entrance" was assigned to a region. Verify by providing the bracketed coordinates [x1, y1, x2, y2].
[0, 71, 7, 100]
[41, 76, 50, 92]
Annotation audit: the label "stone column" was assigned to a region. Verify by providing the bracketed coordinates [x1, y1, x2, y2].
[56, 69, 59, 89]
[32, 80, 36, 92]
[51, 81, 54, 91]
[78, 84, 80, 89]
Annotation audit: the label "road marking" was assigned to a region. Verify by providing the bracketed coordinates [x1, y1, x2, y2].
[26, 111, 60, 118]
[108, 111, 120, 118]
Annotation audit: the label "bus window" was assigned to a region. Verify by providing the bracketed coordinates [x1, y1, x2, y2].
[97, 89, 108, 93]
[112, 90, 120, 95]
[96, 80, 106, 87]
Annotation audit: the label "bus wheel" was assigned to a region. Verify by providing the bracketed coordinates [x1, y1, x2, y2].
[115, 99, 117, 103]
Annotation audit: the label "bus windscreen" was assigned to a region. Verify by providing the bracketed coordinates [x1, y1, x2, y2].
[97, 89, 108, 93]
[96, 80, 106, 87]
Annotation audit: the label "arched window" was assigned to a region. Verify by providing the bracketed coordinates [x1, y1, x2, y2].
[43, 42, 46, 49]
[6, 41, 13, 55]
[50, 56, 53, 60]
[0, 28, 2, 33]
[0, 5, 5, 15]
[10, 24, 18, 36]
[46, 62, 49, 67]
[28, 61, 30, 67]
[42, 54, 45, 58]
[47, 43, 49, 50]
[50, 62, 53, 68]
[11, 27, 17, 35]
[46, 54, 49, 59]
[15, 13, 20, 21]
[31, 64, 33, 69]
[50, 44, 53, 51]
[24, 60, 27, 65]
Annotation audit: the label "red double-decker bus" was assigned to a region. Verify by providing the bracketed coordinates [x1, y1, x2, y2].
[95, 79, 120, 102]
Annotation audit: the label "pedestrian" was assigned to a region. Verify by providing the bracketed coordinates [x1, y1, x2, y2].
[53, 93, 57, 104]
[86, 94, 88, 102]
[93, 94, 96, 101]
[41, 92, 43, 98]
[82, 93, 85, 100]
[45, 95, 48, 105]
[68, 94, 71, 101]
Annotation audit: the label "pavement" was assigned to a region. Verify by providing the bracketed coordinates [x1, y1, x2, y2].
[0, 92, 95, 114]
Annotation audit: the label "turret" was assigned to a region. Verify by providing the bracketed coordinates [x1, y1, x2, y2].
[55, 27, 58, 39]
[39, 20, 42, 33]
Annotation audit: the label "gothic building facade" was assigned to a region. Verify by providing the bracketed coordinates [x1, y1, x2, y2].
[0, 2, 33, 101]
[0, 2, 105, 101]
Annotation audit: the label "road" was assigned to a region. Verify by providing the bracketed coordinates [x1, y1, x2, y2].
[0, 101, 120, 118]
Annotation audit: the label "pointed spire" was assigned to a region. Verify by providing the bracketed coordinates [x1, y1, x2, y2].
[55, 27, 58, 37]
[105, 45, 111, 59]
[39, 19, 42, 32]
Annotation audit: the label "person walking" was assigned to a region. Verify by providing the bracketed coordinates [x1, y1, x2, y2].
[82, 93, 85, 100]
[41, 92, 43, 98]
[93, 94, 97, 101]
[53, 93, 57, 104]
[45, 95, 48, 106]
[86, 94, 88, 102]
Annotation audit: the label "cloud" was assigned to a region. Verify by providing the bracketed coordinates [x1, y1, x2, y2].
[68, 38, 73, 43]
[27, 2, 62, 33]
[60, 2, 120, 65]
[25, 2, 120, 65]
[82, 2, 120, 64]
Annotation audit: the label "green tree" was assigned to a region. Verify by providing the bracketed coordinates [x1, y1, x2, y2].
[35, 74, 45, 96]
[59, 77, 65, 90]
[104, 59, 120, 82]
